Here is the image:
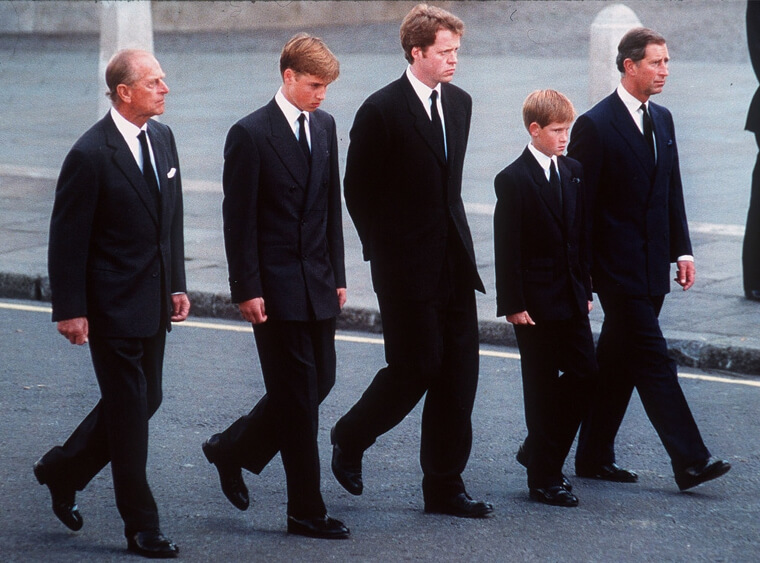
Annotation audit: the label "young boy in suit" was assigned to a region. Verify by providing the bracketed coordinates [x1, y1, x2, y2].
[493, 90, 597, 507]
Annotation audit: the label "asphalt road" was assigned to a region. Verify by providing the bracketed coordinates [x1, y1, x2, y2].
[1, 299, 757, 562]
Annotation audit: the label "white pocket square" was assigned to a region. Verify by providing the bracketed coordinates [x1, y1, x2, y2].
[167, 167, 176, 179]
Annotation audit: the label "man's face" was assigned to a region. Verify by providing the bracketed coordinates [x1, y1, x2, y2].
[627, 42, 670, 100]
[530, 121, 572, 157]
[410, 28, 461, 88]
[282, 70, 330, 112]
[121, 53, 169, 125]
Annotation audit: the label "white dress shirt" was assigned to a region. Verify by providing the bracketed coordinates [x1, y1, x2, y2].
[406, 66, 447, 157]
[275, 88, 311, 149]
[109, 107, 158, 186]
[527, 143, 559, 182]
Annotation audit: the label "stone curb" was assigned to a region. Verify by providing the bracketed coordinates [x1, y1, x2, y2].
[4, 272, 759, 377]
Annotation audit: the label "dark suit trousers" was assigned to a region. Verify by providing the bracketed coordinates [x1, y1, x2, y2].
[217, 318, 336, 520]
[333, 248, 479, 501]
[514, 316, 596, 489]
[576, 293, 710, 473]
[40, 327, 166, 535]
[743, 132, 760, 293]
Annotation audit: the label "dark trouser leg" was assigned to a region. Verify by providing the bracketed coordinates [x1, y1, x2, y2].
[516, 318, 596, 488]
[87, 330, 165, 535]
[420, 283, 479, 500]
[576, 294, 636, 470]
[579, 293, 709, 472]
[743, 133, 760, 294]
[253, 319, 335, 519]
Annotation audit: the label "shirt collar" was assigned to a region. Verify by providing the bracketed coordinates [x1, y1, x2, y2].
[406, 66, 442, 110]
[617, 83, 648, 114]
[110, 106, 146, 139]
[275, 88, 309, 131]
[527, 142, 557, 174]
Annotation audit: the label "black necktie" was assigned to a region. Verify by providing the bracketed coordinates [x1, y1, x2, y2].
[550, 159, 563, 211]
[298, 113, 311, 164]
[430, 90, 446, 160]
[640, 103, 655, 157]
[138, 130, 161, 207]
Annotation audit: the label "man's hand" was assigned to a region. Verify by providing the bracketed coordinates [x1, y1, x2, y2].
[676, 260, 696, 291]
[337, 288, 347, 309]
[58, 317, 89, 345]
[239, 297, 267, 324]
[506, 310, 535, 326]
[171, 293, 191, 322]
[588, 300, 594, 313]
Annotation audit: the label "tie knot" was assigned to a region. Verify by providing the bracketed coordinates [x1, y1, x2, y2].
[298, 113, 307, 124]
[430, 90, 438, 103]
[640, 102, 648, 114]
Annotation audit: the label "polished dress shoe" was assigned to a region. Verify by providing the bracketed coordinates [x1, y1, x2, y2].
[745, 289, 760, 301]
[330, 427, 363, 496]
[675, 457, 731, 491]
[127, 530, 179, 558]
[424, 492, 494, 518]
[33, 460, 83, 531]
[515, 445, 573, 491]
[576, 462, 638, 483]
[287, 515, 350, 539]
[529, 486, 579, 507]
[202, 435, 249, 510]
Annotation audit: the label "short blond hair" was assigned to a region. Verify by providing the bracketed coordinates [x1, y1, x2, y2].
[280, 33, 339, 82]
[522, 89, 576, 130]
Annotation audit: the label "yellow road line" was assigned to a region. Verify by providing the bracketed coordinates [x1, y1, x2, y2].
[3, 302, 758, 386]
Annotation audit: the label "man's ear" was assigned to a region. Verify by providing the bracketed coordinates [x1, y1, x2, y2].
[528, 122, 541, 138]
[116, 83, 131, 104]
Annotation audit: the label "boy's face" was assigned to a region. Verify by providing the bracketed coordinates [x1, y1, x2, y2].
[529, 121, 572, 157]
[282, 68, 331, 112]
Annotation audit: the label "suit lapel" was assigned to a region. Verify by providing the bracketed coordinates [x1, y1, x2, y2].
[648, 102, 674, 186]
[558, 157, 577, 230]
[103, 114, 160, 226]
[524, 148, 563, 225]
[608, 94, 656, 178]
[147, 120, 173, 231]
[265, 99, 310, 189]
[304, 111, 328, 211]
[400, 75, 447, 166]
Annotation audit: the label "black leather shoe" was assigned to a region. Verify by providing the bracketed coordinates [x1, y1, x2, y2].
[576, 462, 638, 483]
[424, 492, 494, 518]
[330, 427, 363, 496]
[529, 486, 579, 507]
[746, 290, 760, 301]
[516, 445, 573, 491]
[127, 530, 179, 558]
[287, 515, 350, 539]
[202, 435, 249, 510]
[33, 460, 83, 531]
[675, 457, 731, 491]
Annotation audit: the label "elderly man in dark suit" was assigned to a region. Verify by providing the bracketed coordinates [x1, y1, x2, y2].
[34, 49, 189, 558]
[201, 34, 348, 539]
[568, 27, 730, 491]
[330, 4, 492, 519]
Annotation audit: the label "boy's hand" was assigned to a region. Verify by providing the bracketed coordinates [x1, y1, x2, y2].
[507, 311, 535, 326]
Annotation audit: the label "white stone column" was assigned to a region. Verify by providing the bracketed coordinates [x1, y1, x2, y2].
[98, 1, 154, 116]
[589, 4, 641, 105]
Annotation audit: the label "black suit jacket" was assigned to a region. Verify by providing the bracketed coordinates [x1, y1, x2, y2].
[494, 149, 591, 321]
[747, 1, 760, 132]
[48, 112, 186, 337]
[222, 99, 345, 321]
[344, 73, 484, 299]
[568, 92, 691, 297]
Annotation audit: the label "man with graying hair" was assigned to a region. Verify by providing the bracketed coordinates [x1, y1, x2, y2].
[568, 27, 730, 492]
[35, 48, 189, 558]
